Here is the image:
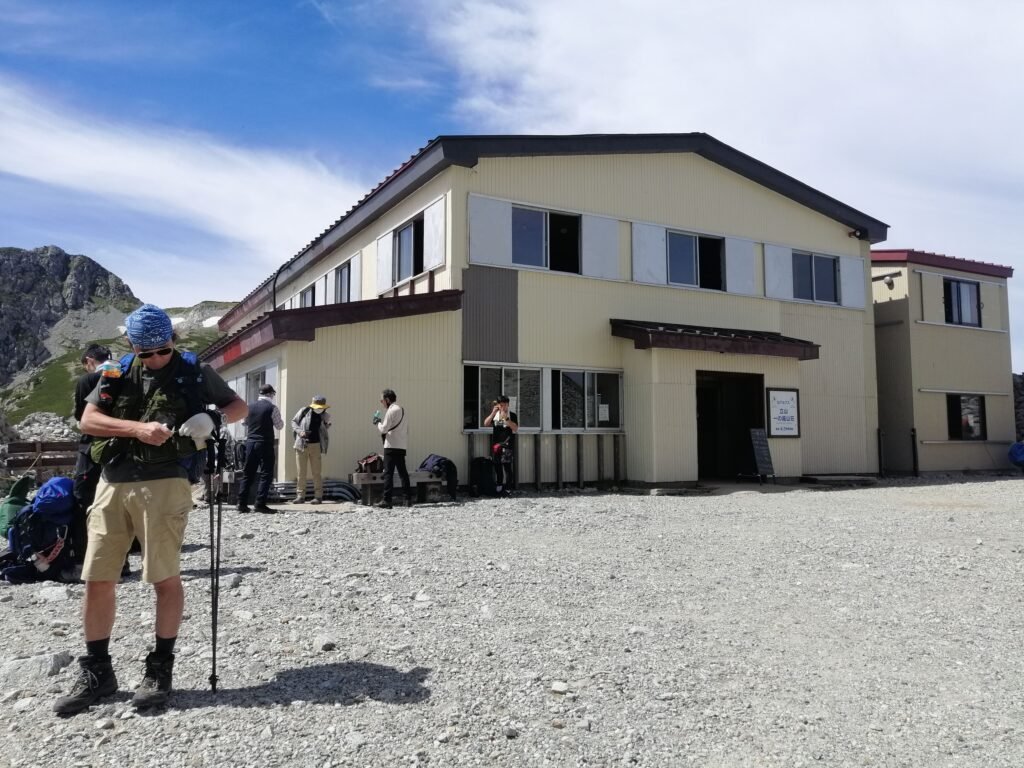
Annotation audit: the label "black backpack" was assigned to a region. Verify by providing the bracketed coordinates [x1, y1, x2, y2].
[469, 456, 497, 497]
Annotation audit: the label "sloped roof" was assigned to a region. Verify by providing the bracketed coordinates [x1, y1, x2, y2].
[221, 134, 889, 329]
[871, 249, 1013, 279]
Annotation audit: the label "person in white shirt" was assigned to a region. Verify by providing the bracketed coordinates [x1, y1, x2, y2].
[373, 388, 411, 508]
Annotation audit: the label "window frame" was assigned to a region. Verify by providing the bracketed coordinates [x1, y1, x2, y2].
[511, 205, 581, 274]
[551, 368, 624, 432]
[946, 394, 987, 441]
[666, 230, 725, 290]
[393, 215, 424, 286]
[335, 261, 352, 304]
[943, 277, 981, 327]
[792, 251, 839, 304]
[299, 284, 315, 308]
[463, 364, 543, 431]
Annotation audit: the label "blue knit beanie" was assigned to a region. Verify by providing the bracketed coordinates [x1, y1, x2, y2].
[125, 304, 173, 349]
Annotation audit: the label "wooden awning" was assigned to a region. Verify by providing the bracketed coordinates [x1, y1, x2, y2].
[200, 290, 462, 371]
[610, 319, 819, 360]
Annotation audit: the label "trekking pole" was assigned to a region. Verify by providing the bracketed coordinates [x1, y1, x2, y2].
[205, 435, 221, 693]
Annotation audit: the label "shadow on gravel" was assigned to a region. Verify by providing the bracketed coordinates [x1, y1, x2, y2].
[170, 662, 432, 710]
[179, 565, 265, 578]
[181, 543, 208, 554]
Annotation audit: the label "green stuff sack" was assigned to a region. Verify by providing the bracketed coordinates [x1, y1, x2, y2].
[1, 475, 35, 537]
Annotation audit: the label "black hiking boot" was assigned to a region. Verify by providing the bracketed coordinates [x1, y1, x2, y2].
[131, 652, 174, 709]
[237, 503, 251, 513]
[53, 656, 118, 715]
[253, 503, 278, 514]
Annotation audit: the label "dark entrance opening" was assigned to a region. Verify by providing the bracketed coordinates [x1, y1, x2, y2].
[696, 371, 764, 479]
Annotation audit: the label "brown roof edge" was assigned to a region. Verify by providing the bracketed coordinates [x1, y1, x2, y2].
[610, 319, 820, 361]
[872, 249, 1013, 279]
[200, 290, 463, 369]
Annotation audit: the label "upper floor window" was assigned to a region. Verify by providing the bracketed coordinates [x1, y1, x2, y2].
[335, 262, 351, 304]
[300, 285, 315, 308]
[793, 252, 837, 303]
[512, 206, 580, 274]
[668, 232, 724, 290]
[394, 215, 424, 284]
[943, 278, 980, 326]
[946, 394, 986, 440]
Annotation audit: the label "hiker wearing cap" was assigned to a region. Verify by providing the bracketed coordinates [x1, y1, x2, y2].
[291, 395, 331, 504]
[374, 388, 412, 509]
[54, 304, 247, 716]
[237, 384, 284, 514]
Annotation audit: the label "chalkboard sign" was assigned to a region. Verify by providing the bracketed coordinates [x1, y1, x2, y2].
[749, 428, 775, 479]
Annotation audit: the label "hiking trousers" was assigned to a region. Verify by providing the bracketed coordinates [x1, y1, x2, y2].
[238, 439, 275, 505]
[295, 442, 323, 501]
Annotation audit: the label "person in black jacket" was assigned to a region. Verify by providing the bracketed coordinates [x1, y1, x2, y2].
[237, 384, 283, 514]
[484, 394, 518, 495]
[70, 345, 112, 572]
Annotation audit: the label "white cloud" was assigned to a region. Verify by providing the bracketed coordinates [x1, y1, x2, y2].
[418, 0, 1024, 367]
[0, 74, 367, 303]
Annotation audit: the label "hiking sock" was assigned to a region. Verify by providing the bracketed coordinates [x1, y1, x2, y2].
[153, 635, 177, 660]
[86, 638, 111, 661]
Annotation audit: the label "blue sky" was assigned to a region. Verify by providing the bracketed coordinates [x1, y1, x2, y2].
[2, 0, 1023, 366]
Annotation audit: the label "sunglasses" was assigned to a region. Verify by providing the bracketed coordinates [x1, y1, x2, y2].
[137, 347, 173, 360]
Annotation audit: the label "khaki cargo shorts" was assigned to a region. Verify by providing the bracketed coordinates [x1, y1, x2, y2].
[82, 477, 191, 584]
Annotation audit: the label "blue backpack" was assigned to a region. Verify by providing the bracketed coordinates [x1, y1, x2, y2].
[1008, 442, 1024, 469]
[3, 477, 75, 581]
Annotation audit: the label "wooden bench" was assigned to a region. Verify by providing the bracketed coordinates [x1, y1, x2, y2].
[3, 440, 79, 480]
[349, 471, 443, 506]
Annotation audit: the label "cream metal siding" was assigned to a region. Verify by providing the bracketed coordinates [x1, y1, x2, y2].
[453, 155, 862, 260]
[871, 265, 909, 304]
[873, 298, 915, 472]
[221, 311, 464, 484]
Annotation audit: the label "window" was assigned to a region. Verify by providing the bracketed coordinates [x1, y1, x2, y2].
[244, 369, 266, 404]
[667, 232, 724, 290]
[300, 285, 315, 308]
[946, 394, 986, 440]
[464, 365, 541, 429]
[943, 278, 980, 326]
[394, 215, 424, 284]
[793, 252, 838, 302]
[551, 369, 622, 430]
[512, 206, 580, 273]
[335, 262, 351, 304]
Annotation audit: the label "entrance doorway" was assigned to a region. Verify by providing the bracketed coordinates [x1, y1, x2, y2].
[696, 371, 764, 479]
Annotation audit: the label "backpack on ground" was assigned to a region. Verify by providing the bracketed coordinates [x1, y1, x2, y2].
[356, 453, 384, 473]
[418, 454, 458, 501]
[1008, 442, 1024, 469]
[469, 456, 497, 497]
[2, 477, 75, 582]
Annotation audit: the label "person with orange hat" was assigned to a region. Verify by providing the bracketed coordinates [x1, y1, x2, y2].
[290, 395, 331, 504]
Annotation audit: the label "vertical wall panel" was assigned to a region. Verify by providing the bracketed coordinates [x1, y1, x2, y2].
[376, 234, 393, 295]
[581, 214, 620, 280]
[725, 237, 758, 295]
[839, 256, 866, 309]
[631, 223, 667, 284]
[764, 244, 793, 299]
[349, 253, 362, 301]
[468, 194, 512, 266]
[462, 266, 518, 363]
[423, 197, 446, 271]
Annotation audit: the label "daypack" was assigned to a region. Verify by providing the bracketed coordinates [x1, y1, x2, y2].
[470, 456, 497, 497]
[1008, 442, 1024, 469]
[418, 453, 451, 476]
[356, 453, 384, 473]
[2, 477, 75, 581]
[92, 351, 210, 483]
[1, 474, 34, 537]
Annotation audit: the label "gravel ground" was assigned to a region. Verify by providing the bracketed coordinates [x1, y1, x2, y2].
[2, 477, 1023, 767]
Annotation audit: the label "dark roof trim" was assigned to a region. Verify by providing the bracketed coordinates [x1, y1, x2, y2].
[201, 290, 462, 371]
[610, 319, 820, 361]
[222, 133, 889, 329]
[872, 249, 1013, 279]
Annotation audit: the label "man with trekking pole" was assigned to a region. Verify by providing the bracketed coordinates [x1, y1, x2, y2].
[54, 304, 246, 715]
